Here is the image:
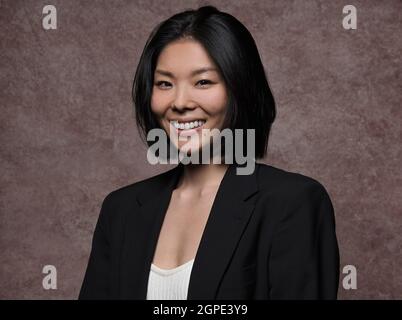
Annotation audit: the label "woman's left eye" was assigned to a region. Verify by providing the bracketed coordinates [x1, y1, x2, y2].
[196, 79, 213, 87]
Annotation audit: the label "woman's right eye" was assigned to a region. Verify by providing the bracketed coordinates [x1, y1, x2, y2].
[155, 81, 172, 89]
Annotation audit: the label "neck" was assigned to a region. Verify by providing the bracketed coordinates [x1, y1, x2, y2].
[176, 163, 230, 193]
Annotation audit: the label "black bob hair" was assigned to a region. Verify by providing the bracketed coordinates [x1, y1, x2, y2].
[132, 5, 276, 159]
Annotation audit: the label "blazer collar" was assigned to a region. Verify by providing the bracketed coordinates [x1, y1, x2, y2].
[120, 161, 260, 299]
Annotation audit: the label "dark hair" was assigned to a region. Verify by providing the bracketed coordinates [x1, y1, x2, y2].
[132, 5, 276, 159]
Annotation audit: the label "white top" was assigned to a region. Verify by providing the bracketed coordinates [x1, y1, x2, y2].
[146, 259, 195, 300]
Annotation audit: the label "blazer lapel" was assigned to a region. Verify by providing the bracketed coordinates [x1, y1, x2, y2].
[119, 161, 259, 299]
[187, 162, 259, 299]
[119, 164, 184, 299]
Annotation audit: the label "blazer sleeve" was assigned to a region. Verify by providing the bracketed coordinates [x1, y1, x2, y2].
[78, 193, 112, 300]
[268, 181, 340, 299]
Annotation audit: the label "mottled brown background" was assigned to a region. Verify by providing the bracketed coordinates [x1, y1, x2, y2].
[1, 0, 401, 299]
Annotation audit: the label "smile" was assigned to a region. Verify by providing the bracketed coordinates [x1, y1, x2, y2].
[170, 120, 206, 130]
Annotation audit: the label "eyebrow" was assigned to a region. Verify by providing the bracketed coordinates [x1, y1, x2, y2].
[155, 67, 218, 78]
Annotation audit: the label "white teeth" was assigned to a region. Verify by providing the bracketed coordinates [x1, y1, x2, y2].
[171, 120, 205, 130]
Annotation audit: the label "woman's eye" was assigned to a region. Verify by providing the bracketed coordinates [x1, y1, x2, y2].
[196, 79, 213, 87]
[155, 81, 171, 89]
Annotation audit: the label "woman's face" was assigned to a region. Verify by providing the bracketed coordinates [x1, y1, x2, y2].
[151, 38, 228, 155]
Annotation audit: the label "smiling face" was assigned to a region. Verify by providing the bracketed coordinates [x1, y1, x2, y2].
[151, 38, 228, 154]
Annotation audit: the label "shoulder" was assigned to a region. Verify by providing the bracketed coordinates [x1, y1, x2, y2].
[256, 162, 329, 195]
[254, 163, 336, 241]
[101, 165, 179, 207]
[255, 162, 333, 215]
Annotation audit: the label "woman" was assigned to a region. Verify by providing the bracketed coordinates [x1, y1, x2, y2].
[79, 5, 340, 300]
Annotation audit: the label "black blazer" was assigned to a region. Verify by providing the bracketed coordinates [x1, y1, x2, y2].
[79, 161, 340, 300]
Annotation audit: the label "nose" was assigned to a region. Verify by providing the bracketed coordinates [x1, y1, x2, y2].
[171, 84, 195, 111]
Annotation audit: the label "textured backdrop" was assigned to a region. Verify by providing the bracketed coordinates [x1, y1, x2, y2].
[1, 0, 401, 299]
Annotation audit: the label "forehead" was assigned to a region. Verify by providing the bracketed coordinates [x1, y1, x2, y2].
[156, 39, 217, 72]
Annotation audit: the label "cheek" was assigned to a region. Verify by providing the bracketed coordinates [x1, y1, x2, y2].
[151, 90, 170, 115]
[195, 86, 227, 114]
